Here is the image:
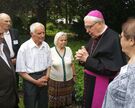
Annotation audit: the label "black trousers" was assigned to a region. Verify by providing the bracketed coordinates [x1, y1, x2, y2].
[23, 71, 48, 108]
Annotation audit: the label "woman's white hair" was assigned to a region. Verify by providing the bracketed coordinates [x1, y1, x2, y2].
[54, 31, 67, 46]
[30, 22, 45, 33]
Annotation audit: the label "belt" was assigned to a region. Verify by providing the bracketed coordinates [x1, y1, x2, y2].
[29, 69, 47, 75]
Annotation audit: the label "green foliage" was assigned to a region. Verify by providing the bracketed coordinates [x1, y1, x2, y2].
[46, 22, 56, 30]
[68, 38, 87, 102]
[1, 0, 135, 36]
[46, 22, 59, 36]
[74, 62, 84, 102]
[46, 22, 71, 37]
[18, 95, 24, 108]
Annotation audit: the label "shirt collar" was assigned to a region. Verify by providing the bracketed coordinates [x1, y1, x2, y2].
[100, 25, 108, 35]
[4, 31, 10, 35]
[0, 43, 3, 48]
[0, 43, 4, 54]
[29, 38, 45, 49]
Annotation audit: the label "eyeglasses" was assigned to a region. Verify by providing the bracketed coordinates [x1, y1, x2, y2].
[84, 22, 97, 29]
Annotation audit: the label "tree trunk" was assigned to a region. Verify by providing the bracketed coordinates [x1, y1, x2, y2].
[36, 0, 50, 30]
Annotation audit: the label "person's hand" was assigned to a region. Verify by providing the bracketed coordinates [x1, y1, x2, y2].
[41, 75, 49, 81]
[35, 76, 48, 87]
[11, 58, 16, 65]
[80, 47, 89, 62]
[75, 49, 84, 60]
[75, 46, 89, 62]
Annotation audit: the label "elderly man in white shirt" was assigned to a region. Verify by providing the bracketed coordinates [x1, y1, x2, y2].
[16, 22, 52, 108]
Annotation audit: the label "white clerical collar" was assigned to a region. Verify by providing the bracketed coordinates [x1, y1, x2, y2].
[100, 25, 108, 35]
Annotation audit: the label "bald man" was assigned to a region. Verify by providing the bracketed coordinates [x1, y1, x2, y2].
[0, 25, 19, 108]
[0, 13, 20, 87]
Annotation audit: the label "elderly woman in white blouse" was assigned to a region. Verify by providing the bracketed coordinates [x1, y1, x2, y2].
[48, 31, 76, 108]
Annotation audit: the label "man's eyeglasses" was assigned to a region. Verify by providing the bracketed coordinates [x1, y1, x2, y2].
[85, 22, 97, 29]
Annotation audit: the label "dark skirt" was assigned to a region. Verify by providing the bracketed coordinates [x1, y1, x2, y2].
[48, 78, 74, 108]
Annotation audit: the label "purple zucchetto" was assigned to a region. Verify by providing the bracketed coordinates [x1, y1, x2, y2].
[87, 10, 104, 19]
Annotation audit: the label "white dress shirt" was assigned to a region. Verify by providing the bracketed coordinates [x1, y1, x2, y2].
[4, 31, 15, 58]
[16, 38, 52, 73]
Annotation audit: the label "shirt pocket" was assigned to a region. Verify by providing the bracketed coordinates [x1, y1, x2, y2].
[38, 52, 47, 65]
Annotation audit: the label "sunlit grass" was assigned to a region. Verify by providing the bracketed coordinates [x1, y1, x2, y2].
[18, 95, 24, 108]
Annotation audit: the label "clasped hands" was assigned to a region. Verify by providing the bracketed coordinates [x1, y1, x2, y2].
[36, 75, 48, 87]
[75, 46, 89, 62]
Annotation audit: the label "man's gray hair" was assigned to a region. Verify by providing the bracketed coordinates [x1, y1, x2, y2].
[30, 22, 45, 33]
[84, 15, 105, 23]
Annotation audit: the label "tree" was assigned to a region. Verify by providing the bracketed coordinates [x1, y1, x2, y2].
[35, 0, 50, 27]
[1, 0, 135, 34]
[0, 0, 50, 28]
[88, 0, 135, 32]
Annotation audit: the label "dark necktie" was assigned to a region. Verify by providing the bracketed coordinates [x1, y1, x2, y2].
[3, 39, 10, 53]
[3, 44, 13, 69]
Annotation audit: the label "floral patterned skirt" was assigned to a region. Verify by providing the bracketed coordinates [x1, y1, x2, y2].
[48, 78, 74, 108]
